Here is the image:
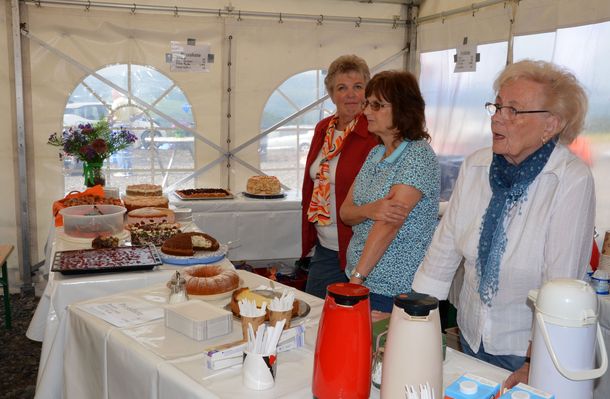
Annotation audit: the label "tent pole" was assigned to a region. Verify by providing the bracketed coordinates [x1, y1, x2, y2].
[11, 0, 34, 294]
[22, 0, 405, 27]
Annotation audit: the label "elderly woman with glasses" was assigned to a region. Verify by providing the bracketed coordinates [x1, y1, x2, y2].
[340, 70, 440, 312]
[412, 60, 595, 387]
[302, 55, 378, 299]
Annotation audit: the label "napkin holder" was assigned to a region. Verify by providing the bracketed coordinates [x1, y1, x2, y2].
[164, 300, 232, 341]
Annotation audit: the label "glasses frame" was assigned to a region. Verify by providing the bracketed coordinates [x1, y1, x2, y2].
[485, 102, 550, 119]
[362, 99, 392, 112]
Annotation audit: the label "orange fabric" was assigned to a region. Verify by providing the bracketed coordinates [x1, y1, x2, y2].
[52, 185, 105, 227]
[307, 114, 360, 226]
[591, 240, 600, 271]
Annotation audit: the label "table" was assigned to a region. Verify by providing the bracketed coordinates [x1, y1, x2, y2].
[171, 190, 302, 261]
[60, 270, 511, 399]
[597, 295, 610, 398]
[26, 225, 234, 399]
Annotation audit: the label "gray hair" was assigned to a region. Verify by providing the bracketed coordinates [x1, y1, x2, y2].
[324, 55, 370, 97]
[494, 60, 588, 144]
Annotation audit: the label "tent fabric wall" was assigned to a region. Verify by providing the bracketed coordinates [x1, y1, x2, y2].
[226, 18, 404, 187]
[3, 0, 610, 288]
[0, 3, 19, 285]
[0, 0, 404, 287]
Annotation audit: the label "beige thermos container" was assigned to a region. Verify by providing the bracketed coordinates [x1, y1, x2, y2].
[380, 293, 443, 399]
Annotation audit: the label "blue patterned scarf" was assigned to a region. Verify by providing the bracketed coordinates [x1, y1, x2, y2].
[477, 139, 556, 304]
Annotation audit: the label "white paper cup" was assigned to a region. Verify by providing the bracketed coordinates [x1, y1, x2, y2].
[240, 314, 266, 342]
[599, 254, 610, 273]
[242, 350, 277, 390]
[269, 308, 292, 329]
[602, 231, 610, 255]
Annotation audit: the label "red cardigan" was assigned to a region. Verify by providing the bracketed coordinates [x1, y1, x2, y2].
[301, 113, 378, 270]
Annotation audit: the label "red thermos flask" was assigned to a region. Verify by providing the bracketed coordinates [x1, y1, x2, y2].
[312, 283, 372, 399]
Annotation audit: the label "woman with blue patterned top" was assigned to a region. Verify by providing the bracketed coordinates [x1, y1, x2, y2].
[340, 70, 440, 312]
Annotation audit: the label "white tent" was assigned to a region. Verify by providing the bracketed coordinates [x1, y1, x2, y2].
[2, 0, 610, 291]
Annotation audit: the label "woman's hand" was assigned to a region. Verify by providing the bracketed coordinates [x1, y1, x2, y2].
[367, 192, 411, 224]
[504, 361, 529, 390]
[349, 276, 364, 285]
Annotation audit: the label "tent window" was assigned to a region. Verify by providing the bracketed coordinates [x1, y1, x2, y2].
[514, 20, 610, 228]
[419, 42, 508, 200]
[259, 69, 334, 192]
[62, 64, 195, 193]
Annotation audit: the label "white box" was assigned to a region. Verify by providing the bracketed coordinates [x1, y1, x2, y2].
[164, 300, 232, 341]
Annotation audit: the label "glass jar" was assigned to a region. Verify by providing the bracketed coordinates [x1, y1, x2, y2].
[371, 346, 384, 389]
[168, 271, 189, 304]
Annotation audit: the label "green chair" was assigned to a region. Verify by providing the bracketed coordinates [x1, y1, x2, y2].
[0, 244, 14, 329]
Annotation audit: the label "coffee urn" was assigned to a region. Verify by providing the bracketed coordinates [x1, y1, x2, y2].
[381, 292, 443, 399]
[528, 279, 608, 399]
[312, 283, 372, 399]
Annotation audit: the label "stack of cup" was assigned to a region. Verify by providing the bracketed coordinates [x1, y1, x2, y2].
[268, 289, 296, 330]
[238, 299, 267, 342]
[591, 269, 610, 295]
[241, 314, 266, 342]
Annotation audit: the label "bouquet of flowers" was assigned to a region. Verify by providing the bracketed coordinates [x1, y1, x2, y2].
[48, 119, 137, 186]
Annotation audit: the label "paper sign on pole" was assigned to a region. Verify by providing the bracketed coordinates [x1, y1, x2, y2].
[454, 37, 478, 73]
[169, 41, 212, 72]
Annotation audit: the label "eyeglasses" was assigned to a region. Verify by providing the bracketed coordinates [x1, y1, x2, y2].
[362, 99, 392, 111]
[485, 102, 550, 120]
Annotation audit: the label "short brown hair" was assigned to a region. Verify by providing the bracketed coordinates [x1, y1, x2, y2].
[365, 70, 430, 142]
[494, 60, 588, 144]
[324, 55, 370, 96]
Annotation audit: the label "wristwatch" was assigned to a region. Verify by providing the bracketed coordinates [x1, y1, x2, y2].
[351, 270, 367, 282]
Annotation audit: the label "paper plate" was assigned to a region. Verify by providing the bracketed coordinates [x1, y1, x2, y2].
[161, 244, 228, 265]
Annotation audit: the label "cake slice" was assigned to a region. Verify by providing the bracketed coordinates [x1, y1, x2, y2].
[161, 232, 220, 256]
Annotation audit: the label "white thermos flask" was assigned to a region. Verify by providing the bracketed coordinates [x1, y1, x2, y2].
[528, 279, 608, 399]
[381, 292, 442, 399]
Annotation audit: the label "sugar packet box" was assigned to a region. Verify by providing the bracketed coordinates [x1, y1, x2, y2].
[444, 373, 501, 399]
[499, 383, 554, 399]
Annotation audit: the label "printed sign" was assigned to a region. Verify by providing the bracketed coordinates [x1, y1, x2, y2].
[170, 41, 212, 72]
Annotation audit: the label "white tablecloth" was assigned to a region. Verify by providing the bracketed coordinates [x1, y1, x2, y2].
[60, 270, 511, 399]
[171, 191, 302, 261]
[27, 225, 235, 399]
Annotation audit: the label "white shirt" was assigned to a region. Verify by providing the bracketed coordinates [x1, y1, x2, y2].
[309, 130, 341, 251]
[412, 145, 595, 356]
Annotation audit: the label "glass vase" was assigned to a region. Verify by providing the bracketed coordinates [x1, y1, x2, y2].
[83, 160, 106, 187]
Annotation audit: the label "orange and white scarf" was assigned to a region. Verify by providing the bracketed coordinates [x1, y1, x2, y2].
[307, 114, 359, 225]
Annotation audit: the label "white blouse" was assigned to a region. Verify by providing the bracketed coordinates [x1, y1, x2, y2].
[412, 145, 595, 356]
[309, 130, 341, 251]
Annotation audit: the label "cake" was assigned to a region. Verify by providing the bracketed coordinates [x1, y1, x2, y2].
[181, 265, 240, 295]
[122, 195, 169, 212]
[161, 232, 220, 256]
[175, 188, 232, 199]
[91, 235, 119, 249]
[229, 287, 300, 319]
[127, 222, 182, 246]
[246, 176, 281, 195]
[126, 184, 163, 197]
[61, 195, 123, 207]
[126, 207, 175, 225]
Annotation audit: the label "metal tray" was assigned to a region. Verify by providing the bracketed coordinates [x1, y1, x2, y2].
[174, 189, 234, 201]
[225, 290, 311, 321]
[51, 244, 162, 275]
